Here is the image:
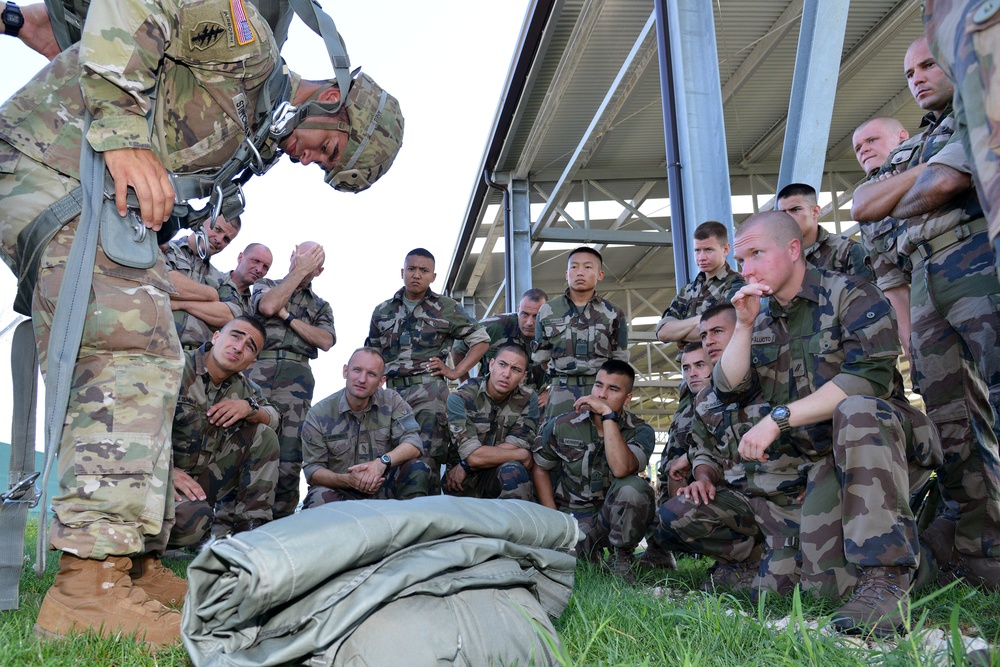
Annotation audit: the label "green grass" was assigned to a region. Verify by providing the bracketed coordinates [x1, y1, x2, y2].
[1, 522, 998, 665]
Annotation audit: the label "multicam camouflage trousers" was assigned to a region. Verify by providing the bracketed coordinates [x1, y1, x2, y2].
[145, 423, 279, 550]
[648, 486, 761, 564]
[247, 357, 314, 518]
[910, 233, 1000, 558]
[751, 396, 941, 599]
[393, 376, 450, 493]
[1, 149, 184, 560]
[300, 459, 431, 506]
[567, 475, 655, 560]
[443, 461, 534, 500]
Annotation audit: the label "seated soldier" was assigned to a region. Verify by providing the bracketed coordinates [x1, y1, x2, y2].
[720, 210, 941, 637]
[301, 347, 429, 506]
[444, 343, 539, 500]
[146, 316, 279, 569]
[533, 360, 655, 584]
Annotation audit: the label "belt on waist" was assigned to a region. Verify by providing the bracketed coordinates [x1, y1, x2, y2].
[388, 374, 438, 388]
[915, 217, 988, 262]
[181, 343, 203, 351]
[257, 350, 309, 363]
[553, 375, 595, 386]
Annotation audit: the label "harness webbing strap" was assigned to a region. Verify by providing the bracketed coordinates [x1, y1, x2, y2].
[35, 114, 104, 578]
[0, 321, 39, 610]
[13, 188, 84, 316]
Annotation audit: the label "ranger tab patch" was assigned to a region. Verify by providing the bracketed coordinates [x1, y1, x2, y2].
[229, 0, 255, 45]
[190, 21, 226, 50]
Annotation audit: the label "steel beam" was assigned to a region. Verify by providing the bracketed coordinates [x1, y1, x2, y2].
[506, 179, 534, 311]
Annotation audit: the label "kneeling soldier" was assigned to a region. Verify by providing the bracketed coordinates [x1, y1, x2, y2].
[444, 343, 539, 500]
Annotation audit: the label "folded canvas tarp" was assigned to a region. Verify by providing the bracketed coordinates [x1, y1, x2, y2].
[182, 497, 580, 666]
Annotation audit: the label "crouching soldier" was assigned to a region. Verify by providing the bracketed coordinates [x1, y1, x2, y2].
[444, 344, 539, 500]
[301, 347, 429, 506]
[533, 360, 655, 583]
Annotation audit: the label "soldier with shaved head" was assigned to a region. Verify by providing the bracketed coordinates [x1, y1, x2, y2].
[250, 241, 336, 517]
[717, 210, 941, 638]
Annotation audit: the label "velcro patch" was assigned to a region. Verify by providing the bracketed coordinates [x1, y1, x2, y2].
[190, 21, 226, 50]
[229, 0, 256, 45]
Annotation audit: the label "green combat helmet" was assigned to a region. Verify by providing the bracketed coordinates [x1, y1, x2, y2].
[328, 73, 404, 193]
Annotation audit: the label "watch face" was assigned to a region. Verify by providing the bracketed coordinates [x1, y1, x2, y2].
[3, 8, 22, 28]
[772, 406, 790, 421]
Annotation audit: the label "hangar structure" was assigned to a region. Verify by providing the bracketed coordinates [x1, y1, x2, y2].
[444, 0, 926, 439]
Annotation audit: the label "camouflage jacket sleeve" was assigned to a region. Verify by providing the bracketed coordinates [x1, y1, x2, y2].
[300, 404, 328, 483]
[826, 279, 900, 399]
[531, 300, 556, 368]
[387, 391, 423, 454]
[620, 412, 656, 470]
[531, 417, 560, 471]
[79, 0, 175, 152]
[446, 389, 481, 460]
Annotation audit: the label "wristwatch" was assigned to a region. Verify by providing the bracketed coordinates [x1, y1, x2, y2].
[600, 411, 618, 422]
[283, 312, 296, 325]
[459, 460, 473, 474]
[379, 453, 392, 468]
[771, 405, 791, 433]
[245, 396, 259, 417]
[2, 2, 23, 37]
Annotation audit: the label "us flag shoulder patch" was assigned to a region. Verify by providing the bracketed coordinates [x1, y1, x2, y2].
[229, 0, 255, 45]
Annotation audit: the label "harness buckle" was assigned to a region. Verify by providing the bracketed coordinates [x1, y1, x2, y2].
[2, 472, 40, 507]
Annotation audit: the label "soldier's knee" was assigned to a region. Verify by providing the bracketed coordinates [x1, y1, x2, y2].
[608, 475, 655, 504]
[169, 499, 213, 547]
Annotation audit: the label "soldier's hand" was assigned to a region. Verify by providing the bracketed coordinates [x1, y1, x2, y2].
[21, 4, 60, 60]
[207, 398, 253, 428]
[347, 462, 384, 494]
[668, 455, 691, 481]
[537, 388, 549, 410]
[426, 357, 459, 380]
[730, 281, 770, 326]
[679, 479, 715, 505]
[574, 395, 610, 416]
[173, 468, 206, 502]
[292, 243, 325, 276]
[444, 465, 466, 492]
[103, 148, 174, 227]
[738, 417, 780, 462]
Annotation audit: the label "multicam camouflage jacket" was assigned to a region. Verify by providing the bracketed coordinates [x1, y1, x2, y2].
[714, 266, 901, 458]
[173, 344, 279, 475]
[446, 376, 539, 461]
[804, 226, 873, 281]
[0, 0, 278, 179]
[367, 287, 489, 378]
[252, 278, 336, 358]
[532, 290, 630, 378]
[876, 107, 984, 249]
[300, 387, 423, 482]
[656, 265, 744, 334]
[162, 239, 226, 348]
[454, 312, 547, 392]
[533, 409, 655, 510]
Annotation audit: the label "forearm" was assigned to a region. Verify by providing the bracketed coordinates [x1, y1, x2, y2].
[884, 286, 911, 357]
[604, 424, 640, 477]
[466, 444, 528, 468]
[718, 321, 754, 388]
[452, 342, 489, 377]
[891, 164, 972, 219]
[307, 468, 351, 490]
[174, 300, 233, 327]
[289, 318, 334, 351]
[787, 381, 849, 428]
[168, 271, 219, 301]
[692, 464, 720, 486]
[656, 316, 699, 344]
[533, 465, 556, 509]
[388, 442, 421, 464]
[257, 279, 302, 317]
[852, 165, 925, 222]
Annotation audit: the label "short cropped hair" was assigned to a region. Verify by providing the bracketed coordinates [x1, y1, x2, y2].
[348, 346, 386, 367]
[521, 288, 548, 303]
[681, 340, 704, 355]
[494, 342, 529, 366]
[599, 359, 635, 391]
[568, 246, 603, 266]
[231, 314, 266, 340]
[406, 247, 435, 263]
[693, 221, 729, 245]
[776, 183, 817, 204]
[700, 302, 736, 326]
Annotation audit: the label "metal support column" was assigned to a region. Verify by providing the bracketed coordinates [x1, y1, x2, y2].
[656, 0, 734, 284]
[776, 0, 850, 194]
[506, 179, 533, 312]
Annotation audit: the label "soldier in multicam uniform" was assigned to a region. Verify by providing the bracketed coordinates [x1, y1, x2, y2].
[850, 117, 914, 359]
[444, 343, 539, 501]
[146, 316, 279, 563]
[367, 248, 490, 491]
[162, 215, 240, 350]
[217, 242, 273, 320]
[0, 0, 400, 645]
[533, 247, 631, 421]
[720, 211, 941, 638]
[923, 0, 1000, 264]
[533, 359, 655, 584]
[301, 347, 428, 505]
[249, 241, 335, 518]
[776, 183, 873, 281]
[853, 36, 1000, 591]
[453, 288, 549, 405]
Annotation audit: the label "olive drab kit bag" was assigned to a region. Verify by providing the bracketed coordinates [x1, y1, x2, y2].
[0, 0, 376, 611]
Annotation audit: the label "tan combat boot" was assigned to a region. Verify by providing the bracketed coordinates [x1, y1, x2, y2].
[830, 566, 910, 638]
[130, 553, 188, 607]
[605, 547, 639, 585]
[636, 543, 678, 572]
[34, 553, 181, 648]
[700, 542, 764, 593]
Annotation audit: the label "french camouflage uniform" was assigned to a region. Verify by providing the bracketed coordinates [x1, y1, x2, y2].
[366, 287, 490, 488]
[162, 239, 226, 349]
[454, 311, 547, 393]
[533, 409, 656, 559]
[144, 345, 279, 550]
[250, 277, 336, 517]
[445, 376, 539, 500]
[805, 226, 873, 281]
[655, 265, 745, 345]
[878, 108, 1000, 560]
[0, 0, 278, 558]
[655, 391, 695, 507]
[715, 266, 942, 599]
[300, 387, 429, 505]
[217, 271, 254, 318]
[925, 0, 1000, 248]
[533, 290, 631, 420]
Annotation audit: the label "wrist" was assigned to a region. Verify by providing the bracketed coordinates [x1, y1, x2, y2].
[284, 312, 296, 325]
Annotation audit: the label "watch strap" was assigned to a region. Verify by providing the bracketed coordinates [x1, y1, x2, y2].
[3, 1, 22, 37]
